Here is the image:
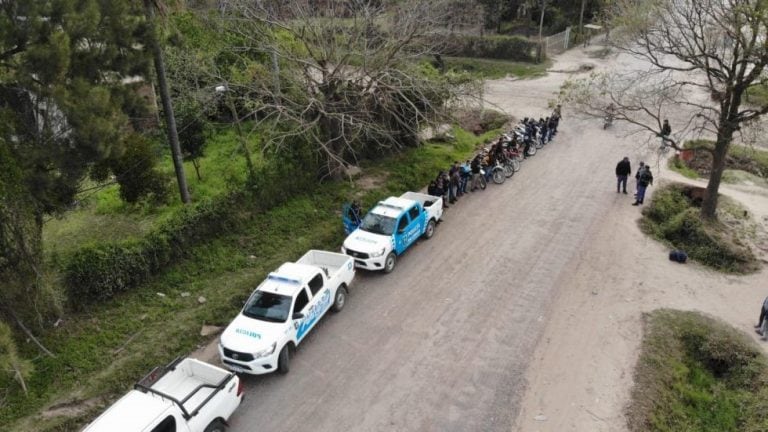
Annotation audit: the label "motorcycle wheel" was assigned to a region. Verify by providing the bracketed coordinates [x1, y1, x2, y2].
[503, 163, 514, 178]
[492, 168, 506, 184]
[527, 146, 537, 156]
[479, 176, 487, 190]
[512, 158, 521, 172]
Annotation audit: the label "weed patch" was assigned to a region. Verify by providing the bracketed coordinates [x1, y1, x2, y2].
[628, 309, 768, 432]
[640, 184, 759, 273]
[668, 155, 700, 179]
[680, 140, 768, 179]
[439, 57, 549, 80]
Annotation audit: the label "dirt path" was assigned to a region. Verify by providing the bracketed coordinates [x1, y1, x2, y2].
[496, 45, 768, 432]
[194, 42, 768, 432]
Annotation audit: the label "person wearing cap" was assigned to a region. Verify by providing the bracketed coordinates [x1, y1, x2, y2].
[615, 157, 631, 194]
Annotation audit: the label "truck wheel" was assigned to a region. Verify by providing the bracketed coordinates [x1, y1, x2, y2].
[331, 285, 348, 312]
[204, 420, 227, 432]
[277, 345, 290, 374]
[423, 219, 436, 239]
[383, 252, 397, 273]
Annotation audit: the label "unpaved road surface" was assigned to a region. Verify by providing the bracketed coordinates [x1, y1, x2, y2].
[215, 42, 768, 432]
[222, 44, 626, 432]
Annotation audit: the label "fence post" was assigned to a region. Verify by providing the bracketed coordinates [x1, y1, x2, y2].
[564, 27, 571, 49]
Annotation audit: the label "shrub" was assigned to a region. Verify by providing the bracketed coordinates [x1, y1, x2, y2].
[640, 184, 758, 273]
[628, 309, 768, 432]
[435, 34, 540, 63]
[63, 193, 241, 308]
[62, 143, 319, 308]
[110, 134, 169, 204]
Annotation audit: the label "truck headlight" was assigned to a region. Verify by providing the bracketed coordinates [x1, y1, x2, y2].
[369, 247, 386, 258]
[254, 342, 277, 359]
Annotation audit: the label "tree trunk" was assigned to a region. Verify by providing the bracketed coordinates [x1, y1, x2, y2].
[701, 133, 732, 219]
[192, 159, 202, 181]
[144, 0, 191, 204]
[225, 97, 256, 179]
[537, 0, 546, 62]
[578, 0, 586, 43]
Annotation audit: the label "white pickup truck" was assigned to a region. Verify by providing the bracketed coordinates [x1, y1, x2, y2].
[218, 250, 355, 375]
[342, 191, 443, 273]
[82, 357, 242, 432]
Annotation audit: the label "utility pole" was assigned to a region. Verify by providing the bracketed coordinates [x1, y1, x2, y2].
[144, 0, 191, 204]
[537, 0, 547, 63]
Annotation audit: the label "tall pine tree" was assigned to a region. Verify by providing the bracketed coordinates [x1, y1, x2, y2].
[0, 1, 148, 323]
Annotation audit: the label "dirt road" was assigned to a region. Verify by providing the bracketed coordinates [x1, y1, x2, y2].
[220, 46, 622, 431]
[215, 43, 768, 432]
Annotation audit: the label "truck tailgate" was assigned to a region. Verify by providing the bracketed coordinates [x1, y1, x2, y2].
[296, 250, 354, 280]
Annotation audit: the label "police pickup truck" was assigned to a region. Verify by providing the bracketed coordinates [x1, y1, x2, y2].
[83, 357, 242, 432]
[341, 191, 443, 273]
[218, 250, 355, 375]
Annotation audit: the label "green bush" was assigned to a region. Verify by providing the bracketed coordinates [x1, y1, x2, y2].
[629, 309, 768, 432]
[110, 134, 169, 204]
[62, 140, 320, 308]
[436, 34, 540, 63]
[640, 184, 758, 273]
[63, 193, 242, 308]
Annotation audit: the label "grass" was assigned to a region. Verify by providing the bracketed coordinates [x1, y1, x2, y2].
[722, 169, 768, 187]
[439, 56, 549, 80]
[41, 126, 262, 260]
[680, 140, 768, 179]
[628, 309, 768, 432]
[2, 126, 500, 432]
[668, 155, 700, 179]
[640, 183, 759, 274]
[745, 83, 768, 108]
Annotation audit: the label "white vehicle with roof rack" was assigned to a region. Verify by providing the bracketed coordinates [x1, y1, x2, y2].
[218, 250, 355, 375]
[341, 191, 443, 273]
[82, 357, 242, 432]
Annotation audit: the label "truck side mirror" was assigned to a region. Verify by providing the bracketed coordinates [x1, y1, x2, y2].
[292, 312, 304, 320]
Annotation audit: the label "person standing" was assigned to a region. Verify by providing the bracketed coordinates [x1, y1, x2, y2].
[615, 157, 631, 194]
[634, 161, 646, 197]
[470, 155, 482, 191]
[755, 295, 768, 339]
[633, 165, 654, 206]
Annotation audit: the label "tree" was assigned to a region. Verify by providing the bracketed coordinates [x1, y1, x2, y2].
[217, 0, 482, 178]
[0, 1, 148, 325]
[561, 0, 768, 219]
[179, 116, 207, 180]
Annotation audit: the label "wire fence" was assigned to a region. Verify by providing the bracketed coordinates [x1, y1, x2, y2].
[543, 26, 572, 58]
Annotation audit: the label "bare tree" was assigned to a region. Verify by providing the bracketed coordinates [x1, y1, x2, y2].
[214, 0, 482, 179]
[562, 0, 768, 219]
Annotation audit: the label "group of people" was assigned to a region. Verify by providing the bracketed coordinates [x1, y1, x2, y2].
[615, 157, 654, 206]
[427, 106, 564, 209]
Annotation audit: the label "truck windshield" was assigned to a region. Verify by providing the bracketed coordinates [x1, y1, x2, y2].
[359, 213, 396, 236]
[242, 291, 291, 322]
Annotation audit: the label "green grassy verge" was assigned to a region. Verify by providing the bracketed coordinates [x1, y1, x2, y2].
[2, 126, 499, 432]
[628, 309, 768, 432]
[42, 126, 262, 259]
[640, 183, 759, 274]
[745, 83, 768, 107]
[668, 155, 700, 179]
[439, 56, 549, 80]
[680, 140, 768, 180]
